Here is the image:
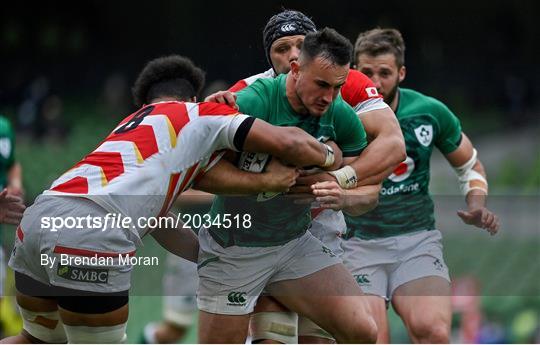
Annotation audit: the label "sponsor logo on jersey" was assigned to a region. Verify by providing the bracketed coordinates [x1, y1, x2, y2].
[57, 265, 109, 283]
[414, 125, 433, 147]
[227, 291, 247, 306]
[388, 156, 415, 182]
[0, 138, 11, 159]
[365, 87, 379, 98]
[354, 274, 371, 286]
[380, 182, 420, 196]
[280, 23, 296, 32]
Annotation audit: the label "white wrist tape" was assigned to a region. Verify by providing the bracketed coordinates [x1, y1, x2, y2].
[322, 144, 335, 168]
[328, 165, 358, 189]
[454, 149, 488, 195]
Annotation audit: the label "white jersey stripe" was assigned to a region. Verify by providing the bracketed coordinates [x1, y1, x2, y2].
[186, 103, 199, 121]
[140, 115, 177, 153]
[354, 98, 389, 114]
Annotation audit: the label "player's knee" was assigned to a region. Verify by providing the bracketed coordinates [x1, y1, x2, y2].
[336, 315, 378, 344]
[410, 319, 449, 344]
[356, 316, 378, 343]
[425, 322, 450, 344]
[63, 323, 127, 343]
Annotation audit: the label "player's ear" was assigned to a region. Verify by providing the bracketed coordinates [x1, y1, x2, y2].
[398, 66, 406, 83]
[290, 60, 300, 80]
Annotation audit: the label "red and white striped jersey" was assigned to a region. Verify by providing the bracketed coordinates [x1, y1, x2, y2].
[44, 101, 250, 238]
[228, 69, 388, 114]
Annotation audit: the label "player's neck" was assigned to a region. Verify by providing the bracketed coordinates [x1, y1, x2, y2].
[150, 96, 182, 104]
[389, 88, 400, 113]
[285, 73, 308, 115]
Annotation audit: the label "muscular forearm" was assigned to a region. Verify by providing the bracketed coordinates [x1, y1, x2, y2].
[465, 160, 488, 210]
[350, 133, 405, 186]
[342, 184, 381, 216]
[194, 160, 270, 195]
[150, 213, 199, 263]
[243, 122, 329, 168]
[175, 189, 214, 208]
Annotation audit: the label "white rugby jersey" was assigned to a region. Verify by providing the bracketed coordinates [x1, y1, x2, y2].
[229, 68, 388, 114]
[44, 101, 250, 238]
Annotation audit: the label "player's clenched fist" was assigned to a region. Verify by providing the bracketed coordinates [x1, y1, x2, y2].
[263, 158, 299, 192]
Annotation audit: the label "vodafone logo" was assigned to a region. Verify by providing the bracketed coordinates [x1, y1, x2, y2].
[280, 23, 296, 32]
[388, 156, 415, 182]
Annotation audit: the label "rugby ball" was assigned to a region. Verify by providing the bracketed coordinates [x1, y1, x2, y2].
[237, 152, 279, 202]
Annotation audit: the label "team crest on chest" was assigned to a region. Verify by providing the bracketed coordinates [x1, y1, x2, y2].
[0, 138, 11, 159]
[414, 125, 433, 147]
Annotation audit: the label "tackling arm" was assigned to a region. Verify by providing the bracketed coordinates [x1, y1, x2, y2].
[292, 107, 404, 189]
[350, 107, 405, 186]
[242, 118, 335, 169]
[150, 212, 199, 263]
[193, 157, 299, 195]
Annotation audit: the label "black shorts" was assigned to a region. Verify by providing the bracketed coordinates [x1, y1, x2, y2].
[15, 271, 128, 314]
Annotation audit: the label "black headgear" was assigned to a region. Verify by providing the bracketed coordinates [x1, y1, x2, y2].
[262, 10, 317, 73]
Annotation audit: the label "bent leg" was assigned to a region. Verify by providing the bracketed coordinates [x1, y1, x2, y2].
[199, 310, 250, 344]
[269, 263, 378, 344]
[392, 277, 451, 344]
[250, 296, 297, 344]
[1, 293, 63, 344]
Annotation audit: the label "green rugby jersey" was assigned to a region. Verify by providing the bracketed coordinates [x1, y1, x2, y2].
[345, 88, 462, 240]
[0, 116, 15, 191]
[209, 73, 367, 247]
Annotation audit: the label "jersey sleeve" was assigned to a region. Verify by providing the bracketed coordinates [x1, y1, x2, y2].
[340, 70, 388, 114]
[432, 100, 463, 154]
[235, 80, 271, 121]
[228, 80, 248, 92]
[228, 69, 275, 92]
[333, 101, 368, 157]
[197, 102, 255, 152]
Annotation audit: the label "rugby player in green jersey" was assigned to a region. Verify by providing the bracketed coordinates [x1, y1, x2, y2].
[338, 28, 500, 343]
[204, 10, 405, 343]
[196, 28, 380, 344]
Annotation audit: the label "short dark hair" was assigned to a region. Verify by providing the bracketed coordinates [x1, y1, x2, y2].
[300, 27, 353, 67]
[132, 55, 205, 108]
[354, 28, 405, 68]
